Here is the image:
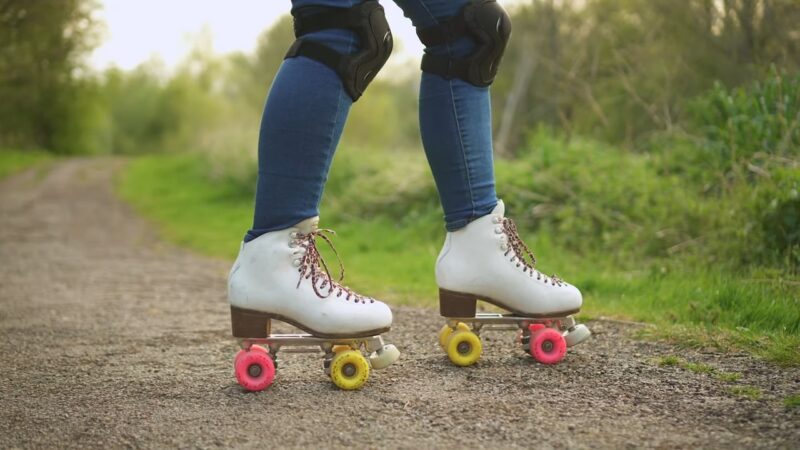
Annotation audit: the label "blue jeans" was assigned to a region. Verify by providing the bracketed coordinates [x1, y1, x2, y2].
[247, 0, 498, 241]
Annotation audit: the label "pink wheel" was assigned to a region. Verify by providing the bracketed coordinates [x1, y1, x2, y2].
[234, 345, 268, 367]
[529, 328, 567, 365]
[234, 349, 275, 391]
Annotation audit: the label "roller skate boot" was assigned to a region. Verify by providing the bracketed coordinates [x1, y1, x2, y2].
[435, 200, 590, 366]
[227, 216, 399, 391]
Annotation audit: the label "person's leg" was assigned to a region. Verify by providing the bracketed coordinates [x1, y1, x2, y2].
[393, 0, 498, 231]
[394, 0, 586, 331]
[229, 1, 399, 346]
[246, 0, 364, 242]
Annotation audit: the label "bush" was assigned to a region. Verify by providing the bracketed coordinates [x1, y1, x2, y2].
[673, 71, 800, 270]
[685, 70, 800, 185]
[323, 149, 440, 226]
[497, 129, 706, 261]
[752, 169, 800, 269]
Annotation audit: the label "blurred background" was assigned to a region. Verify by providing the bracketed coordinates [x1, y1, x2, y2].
[1, 0, 798, 363]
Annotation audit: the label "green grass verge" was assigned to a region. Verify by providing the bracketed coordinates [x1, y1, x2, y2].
[0, 149, 53, 180]
[117, 153, 800, 366]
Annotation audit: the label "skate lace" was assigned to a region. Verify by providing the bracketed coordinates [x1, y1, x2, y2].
[501, 217, 563, 286]
[293, 229, 373, 304]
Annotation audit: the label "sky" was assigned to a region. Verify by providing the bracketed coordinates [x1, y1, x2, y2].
[89, 0, 522, 72]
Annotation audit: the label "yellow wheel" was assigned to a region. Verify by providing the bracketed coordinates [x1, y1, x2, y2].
[330, 350, 370, 390]
[446, 330, 482, 367]
[438, 322, 471, 350]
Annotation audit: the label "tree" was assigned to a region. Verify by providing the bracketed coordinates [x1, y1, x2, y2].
[0, 0, 101, 153]
[492, 0, 800, 152]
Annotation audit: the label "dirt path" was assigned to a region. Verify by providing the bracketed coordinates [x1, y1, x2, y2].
[0, 159, 797, 449]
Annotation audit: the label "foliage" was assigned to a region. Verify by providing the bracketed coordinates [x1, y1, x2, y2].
[0, 0, 102, 154]
[101, 64, 171, 155]
[753, 168, 800, 268]
[683, 70, 800, 179]
[4, 1, 800, 156]
[494, 0, 800, 150]
[653, 73, 800, 269]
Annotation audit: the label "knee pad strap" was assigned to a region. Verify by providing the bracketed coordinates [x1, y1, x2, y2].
[417, 0, 511, 87]
[285, 0, 393, 101]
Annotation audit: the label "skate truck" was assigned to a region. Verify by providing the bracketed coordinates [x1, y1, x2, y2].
[438, 290, 591, 366]
[232, 320, 400, 392]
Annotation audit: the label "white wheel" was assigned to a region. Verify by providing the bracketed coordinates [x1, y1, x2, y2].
[564, 324, 591, 347]
[368, 344, 400, 369]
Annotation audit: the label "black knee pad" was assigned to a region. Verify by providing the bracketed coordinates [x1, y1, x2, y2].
[285, 0, 393, 101]
[416, 0, 512, 86]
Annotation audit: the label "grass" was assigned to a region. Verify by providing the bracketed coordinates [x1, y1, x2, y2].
[728, 386, 763, 400]
[654, 355, 771, 402]
[655, 355, 741, 380]
[683, 362, 715, 374]
[0, 149, 53, 180]
[117, 152, 800, 366]
[638, 324, 799, 367]
[657, 355, 682, 367]
[784, 394, 800, 409]
[715, 372, 742, 382]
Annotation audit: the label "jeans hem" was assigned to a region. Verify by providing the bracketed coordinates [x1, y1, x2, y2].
[245, 215, 316, 242]
[445, 218, 470, 232]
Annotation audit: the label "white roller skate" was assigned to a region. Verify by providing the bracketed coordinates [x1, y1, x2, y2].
[227, 216, 399, 391]
[435, 200, 591, 366]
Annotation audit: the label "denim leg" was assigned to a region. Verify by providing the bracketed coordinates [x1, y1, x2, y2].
[393, 0, 499, 231]
[246, 0, 364, 242]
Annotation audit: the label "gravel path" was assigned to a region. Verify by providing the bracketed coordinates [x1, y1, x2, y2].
[0, 158, 798, 449]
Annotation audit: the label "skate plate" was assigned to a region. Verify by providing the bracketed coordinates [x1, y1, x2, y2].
[233, 332, 399, 392]
[439, 313, 590, 367]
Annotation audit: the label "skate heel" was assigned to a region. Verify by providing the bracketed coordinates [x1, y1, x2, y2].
[439, 289, 478, 318]
[230, 306, 273, 338]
